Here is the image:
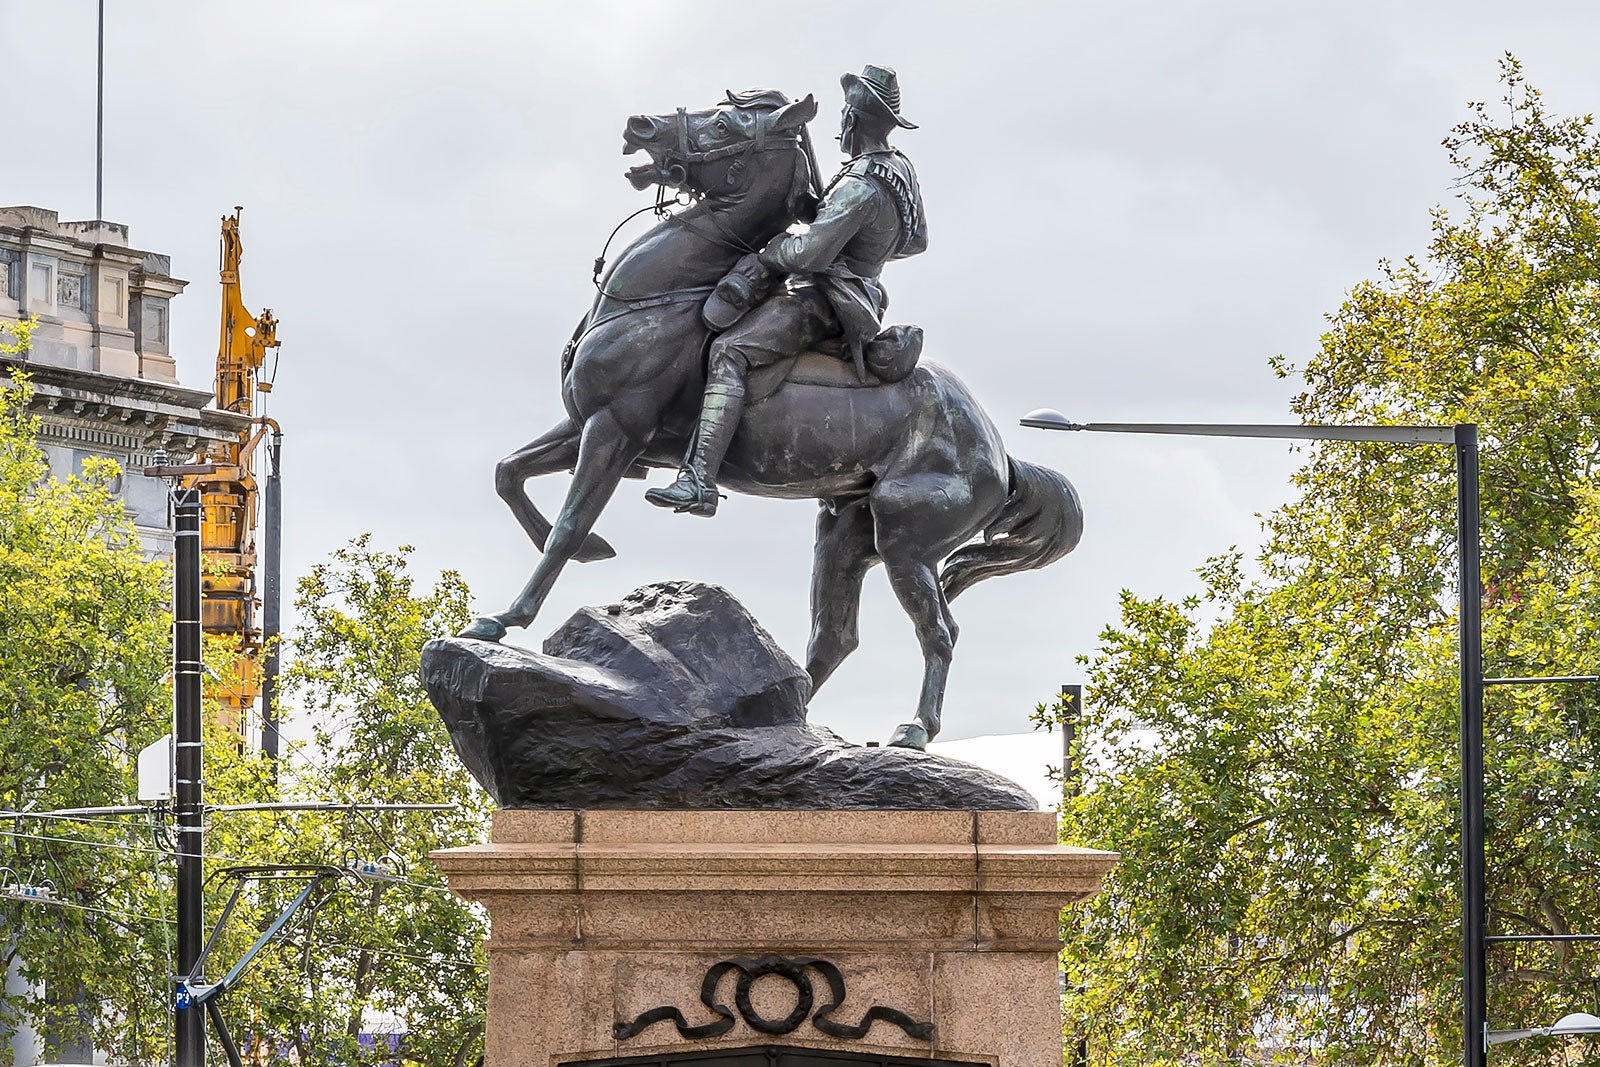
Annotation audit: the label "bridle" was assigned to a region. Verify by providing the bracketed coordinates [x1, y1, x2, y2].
[668, 105, 780, 188]
[589, 104, 821, 305]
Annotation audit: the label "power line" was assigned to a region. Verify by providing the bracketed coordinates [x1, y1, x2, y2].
[2, 809, 162, 828]
[1, 828, 169, 857]
[305, 940, 485, 971]
[0, 895, 490, 965]
[0, 828, 465, 897]
[0, 891, 173, 928]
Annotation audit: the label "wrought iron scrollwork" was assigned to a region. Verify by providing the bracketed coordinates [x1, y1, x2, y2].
[613, 955, 933, 1043]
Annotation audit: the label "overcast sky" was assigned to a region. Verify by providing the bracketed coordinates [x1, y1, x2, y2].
[9, 1, 1600, 746]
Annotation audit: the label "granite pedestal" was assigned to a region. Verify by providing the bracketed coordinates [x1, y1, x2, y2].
[433, 810, 1116, 1067]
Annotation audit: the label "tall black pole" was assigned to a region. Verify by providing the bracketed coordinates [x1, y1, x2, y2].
[95, 0, 104, 221]
[260, 431, 282, 772]
[174, 487, 206, 1067]
[1457, 424, 1485, 1067]
[1017, 416, 1486, 1058]
[1060, 683, 1082, 800]
[1060, 682, 1087, 1067]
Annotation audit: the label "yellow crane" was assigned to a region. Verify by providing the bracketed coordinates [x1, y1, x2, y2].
[184, 208, 282, 746]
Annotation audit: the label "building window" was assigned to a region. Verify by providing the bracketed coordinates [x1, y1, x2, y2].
[142, 300, 167, 344]
[58, 273, 84, 311]
[30, 263, 52, 309]
[0, 260, 10, 301]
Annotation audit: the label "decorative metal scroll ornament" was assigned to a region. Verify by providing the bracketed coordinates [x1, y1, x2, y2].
[613, 955, 933, 1042]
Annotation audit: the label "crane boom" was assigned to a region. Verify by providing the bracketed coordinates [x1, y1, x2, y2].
[185, 208, 281, 741]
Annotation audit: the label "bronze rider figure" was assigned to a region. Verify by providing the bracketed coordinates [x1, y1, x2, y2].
[645, 64, 928, 517]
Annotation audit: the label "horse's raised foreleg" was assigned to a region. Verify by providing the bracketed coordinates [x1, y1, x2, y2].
[462, 411, 642, 640]
[502, 411, 640, 627]
[881, 554, 959, 751]
[494, 417, 615, 564]
[805, 498, 880, 693]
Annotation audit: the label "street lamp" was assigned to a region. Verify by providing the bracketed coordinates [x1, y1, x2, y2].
[1488, 1012, 1600, 1046]
[1019, 411, 1499, 1065]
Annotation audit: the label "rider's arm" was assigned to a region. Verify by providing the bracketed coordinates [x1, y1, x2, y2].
[760, 176, 880, 274]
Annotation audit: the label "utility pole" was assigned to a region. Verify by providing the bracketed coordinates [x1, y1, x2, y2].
[149, 454, 217, 1067]
[174, 485, 206, 1067]
[1060, 683, 1082, 800]
[1021, 414, 1483, 1063]
[1060, 683, 1087, 1067]
[1457, 424, 1485, 1067]
[260, 429, 282, 773]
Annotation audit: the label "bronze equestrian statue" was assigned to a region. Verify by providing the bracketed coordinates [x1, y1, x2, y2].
[461, 68, 1083, 750]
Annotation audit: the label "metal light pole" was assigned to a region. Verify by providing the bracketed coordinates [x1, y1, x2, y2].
[260, 429, 282, 771]
[1059, 683, 1082, 800]
[1019, 413, 1484, 1065]
[146, 455, 217, 1067]
[1060, 682, 1087, 1067]
[173, 485, 206, 1067]
[1456, 424, 1486, 1067]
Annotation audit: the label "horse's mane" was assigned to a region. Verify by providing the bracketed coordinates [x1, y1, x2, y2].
[723, 87, 792, 111]
[722, 88, 819, 222]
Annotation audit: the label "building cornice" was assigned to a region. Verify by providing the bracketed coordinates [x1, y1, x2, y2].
[1, 355, 247, 452]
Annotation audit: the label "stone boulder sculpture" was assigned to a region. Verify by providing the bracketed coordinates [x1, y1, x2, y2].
[423, 581, 1037, 810]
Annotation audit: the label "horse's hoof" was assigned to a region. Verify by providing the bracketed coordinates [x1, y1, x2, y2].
[887, 723, 930, 750]
[573, 532, 616, 563]
[457, 617, 507, 642]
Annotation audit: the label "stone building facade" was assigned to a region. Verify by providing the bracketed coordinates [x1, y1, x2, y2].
[0, 206, 246, 557]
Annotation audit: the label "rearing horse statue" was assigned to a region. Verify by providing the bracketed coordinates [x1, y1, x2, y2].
[461, 89, 1083, 750]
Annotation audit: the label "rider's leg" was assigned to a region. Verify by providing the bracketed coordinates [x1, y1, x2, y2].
[646, 288, 835, 515]
[674, 342, 752, 510]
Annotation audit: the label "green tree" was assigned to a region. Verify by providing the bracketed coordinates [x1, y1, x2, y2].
[0, 356, 490, 1064]
[135, 544, 489, 1067]
[0, 316, 35, 357]
[1057, 57, 1600, 1065]
[224, 536, 491, 1067]
[0, 370, 172, 1065]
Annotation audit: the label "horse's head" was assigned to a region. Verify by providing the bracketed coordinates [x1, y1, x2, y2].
[623, 89, 819, 203]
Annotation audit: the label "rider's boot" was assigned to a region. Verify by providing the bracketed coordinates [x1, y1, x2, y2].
[645, 380, 743, 516]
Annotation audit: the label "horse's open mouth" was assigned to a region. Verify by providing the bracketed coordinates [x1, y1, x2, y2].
[624, 147, 688, 192]
[625, 160, 666, 190]
[623, 120, 689, 191]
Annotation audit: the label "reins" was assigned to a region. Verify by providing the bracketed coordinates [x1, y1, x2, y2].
[590, 109, 807, 302]
[588, 191, 755, 306]
[590, 185, 691, 293]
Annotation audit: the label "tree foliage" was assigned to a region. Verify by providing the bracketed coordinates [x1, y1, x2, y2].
[0, 368, 489, 1066]
[225, 536, 490, 1067]
[0, 372, 171, 1064]
[1057, 57, 1600, 1065]
[0, 316, 35, 357]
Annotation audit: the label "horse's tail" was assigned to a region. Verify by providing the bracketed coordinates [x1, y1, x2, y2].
[940, 456, 1083, 601]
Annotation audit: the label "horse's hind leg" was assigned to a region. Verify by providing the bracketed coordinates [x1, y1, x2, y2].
[495, 418, 615, 564]
[873, 471, 984, 750]
[806, 497, 879, 693]
[880, 551, 958, 750]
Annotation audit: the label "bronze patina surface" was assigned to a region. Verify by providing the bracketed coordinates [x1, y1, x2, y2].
[459, 69, 1081, 751]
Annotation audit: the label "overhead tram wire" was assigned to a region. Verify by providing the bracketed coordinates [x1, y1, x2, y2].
[2, 891, 174, 929]
[305, 939, 485, 971]
[0, 828, 466, 898]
